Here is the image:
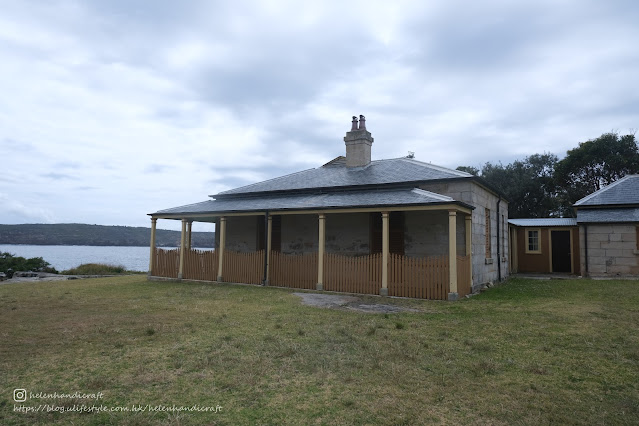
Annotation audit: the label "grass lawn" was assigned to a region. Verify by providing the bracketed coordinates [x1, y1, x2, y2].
[1, 276, 638, 425]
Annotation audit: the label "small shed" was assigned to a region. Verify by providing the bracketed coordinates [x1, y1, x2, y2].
[574, 175, 639, 277]
[509, 218, 580, 275]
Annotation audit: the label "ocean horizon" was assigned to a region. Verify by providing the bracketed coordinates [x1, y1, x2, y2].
[0, 244, 212, 272]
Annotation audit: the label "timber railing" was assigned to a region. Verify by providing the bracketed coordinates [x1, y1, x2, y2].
[183, 249, 218, 281]
[222, 250, 264, 285]
[153, 248, 470, 301]
[388, 254, 449, 299]
[456, 255, 471, 297]
[152, 248, 180, 279]
[323, 253, 382, 295]
[270, 251, 317, 289]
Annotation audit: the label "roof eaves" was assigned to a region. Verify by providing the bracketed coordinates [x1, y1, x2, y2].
[151, 200, 475, 218]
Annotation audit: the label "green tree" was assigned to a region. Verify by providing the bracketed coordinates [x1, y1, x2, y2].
[555, 132, 639, 211]
[464, 153, 560, 218]
[0, 252, 57, 278]
[455, 166, 479, 176]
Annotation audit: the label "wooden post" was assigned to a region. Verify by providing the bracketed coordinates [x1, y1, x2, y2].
[178, 218, 187, 279]
[186, 221, 192, 250]
[266, 215, 272, 284]
[381, 212, 389, 296]
[217, 217, 226, 281]
[148, 217, 157, 276]
[317, 213, 325, 290]
[465, 214, 473, 288]
[448, 210, 458, 300]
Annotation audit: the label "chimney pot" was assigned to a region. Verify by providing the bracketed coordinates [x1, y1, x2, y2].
[343, 114, 373, 167]
[351, 116, 358, 131]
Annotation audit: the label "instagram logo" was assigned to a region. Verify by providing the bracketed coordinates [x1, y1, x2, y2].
[13, 389, 27, 402]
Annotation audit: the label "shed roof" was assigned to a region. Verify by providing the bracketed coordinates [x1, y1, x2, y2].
[154, 187, 470, 217]
[576, 208, 639, 223]
[508, 218, 577, 227]
[574, 175, 639, 207]
[215, 157, 473, 197]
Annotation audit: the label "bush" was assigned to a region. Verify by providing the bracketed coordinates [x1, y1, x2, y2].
[61, 263, 127, 275]
[0, 252, 57, 277]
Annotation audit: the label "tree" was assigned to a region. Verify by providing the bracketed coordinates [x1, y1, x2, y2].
[0, 252, 57, 278]
[456, 166, 479, 176]
[555, 132, 639, 212]
[479, 154, 560, 218]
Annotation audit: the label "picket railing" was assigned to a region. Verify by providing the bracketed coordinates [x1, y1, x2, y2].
[152, 248, 180, 279]
[388, 254, 449, 300]
[269, 251, 317, 289]
[152, 247, 470, 300]
[323, 253, 382, 295]
[222, 250, 265, 285]
[183, 249, 218, 281]
[456, 255, 471, 297]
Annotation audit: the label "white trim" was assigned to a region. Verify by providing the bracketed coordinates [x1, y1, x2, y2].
[525, 228, 542, 254]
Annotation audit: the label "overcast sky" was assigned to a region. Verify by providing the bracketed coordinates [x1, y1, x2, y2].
[1, 0, 637, 231]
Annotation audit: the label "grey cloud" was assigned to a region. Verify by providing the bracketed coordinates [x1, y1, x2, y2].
[144, 164, 173, 174]
[2, 138, 37, 152]
[40, 172, 78, 180]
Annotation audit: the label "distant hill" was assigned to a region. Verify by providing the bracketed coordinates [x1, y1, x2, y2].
[0, 224, 215, 247]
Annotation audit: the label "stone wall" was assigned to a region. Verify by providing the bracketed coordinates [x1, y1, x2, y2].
[579, 224, 639, 277]
[420, 180, 509, 288]
[326, 213, 370, 256]
[281, 214, 318, 254]
[225, 216, 258, 252]
[404, 211, 466, 257]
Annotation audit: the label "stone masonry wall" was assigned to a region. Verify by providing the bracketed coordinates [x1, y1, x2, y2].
[404, 210, 466, 257]
[326, 213, 370, 256]
[281, 214, 318, 255]
[579, 224, 639, 277]
[420, 180, 509, 288]
[225, 216, 258, 252]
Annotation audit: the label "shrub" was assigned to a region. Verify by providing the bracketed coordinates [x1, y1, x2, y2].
[0, 252, 58, 277]
[61, 263, 127, 275]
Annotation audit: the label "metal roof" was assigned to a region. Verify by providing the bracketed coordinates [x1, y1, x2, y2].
[576, 208, 639, 223]
[508, 218, 577, 227]
[214, 157, 473, 197]
[574, 175, 639, 206]
[153, 188, 469, 217]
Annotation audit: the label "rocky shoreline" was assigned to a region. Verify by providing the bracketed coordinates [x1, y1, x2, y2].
[1, 271, 130, 284]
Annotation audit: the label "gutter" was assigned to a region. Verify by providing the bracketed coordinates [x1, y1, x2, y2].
[262, 211, 269, 286]
[496, 196, 501, 282]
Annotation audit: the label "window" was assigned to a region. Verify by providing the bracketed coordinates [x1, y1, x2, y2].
[526, 228, 541, 254]
[485, 208, 491, 258]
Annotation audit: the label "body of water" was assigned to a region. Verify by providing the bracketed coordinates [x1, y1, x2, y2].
[0, 245, 175, 272]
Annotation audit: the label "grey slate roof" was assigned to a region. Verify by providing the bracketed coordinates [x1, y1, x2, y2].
[155, 188, 465, 216]
[576, 208, 639, 223]
[215, 157, 473, 197]
[574, 175, 639, 206]
[508, 218, 577, 227]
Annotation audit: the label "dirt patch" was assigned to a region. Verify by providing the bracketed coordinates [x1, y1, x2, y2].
[293, 292, 419, 314]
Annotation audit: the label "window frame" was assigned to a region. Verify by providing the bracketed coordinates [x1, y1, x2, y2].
[485, 208, 492, 258]
[525, 228, 542, 254]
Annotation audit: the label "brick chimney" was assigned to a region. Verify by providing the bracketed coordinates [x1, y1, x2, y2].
[344, 115, 374, 167]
